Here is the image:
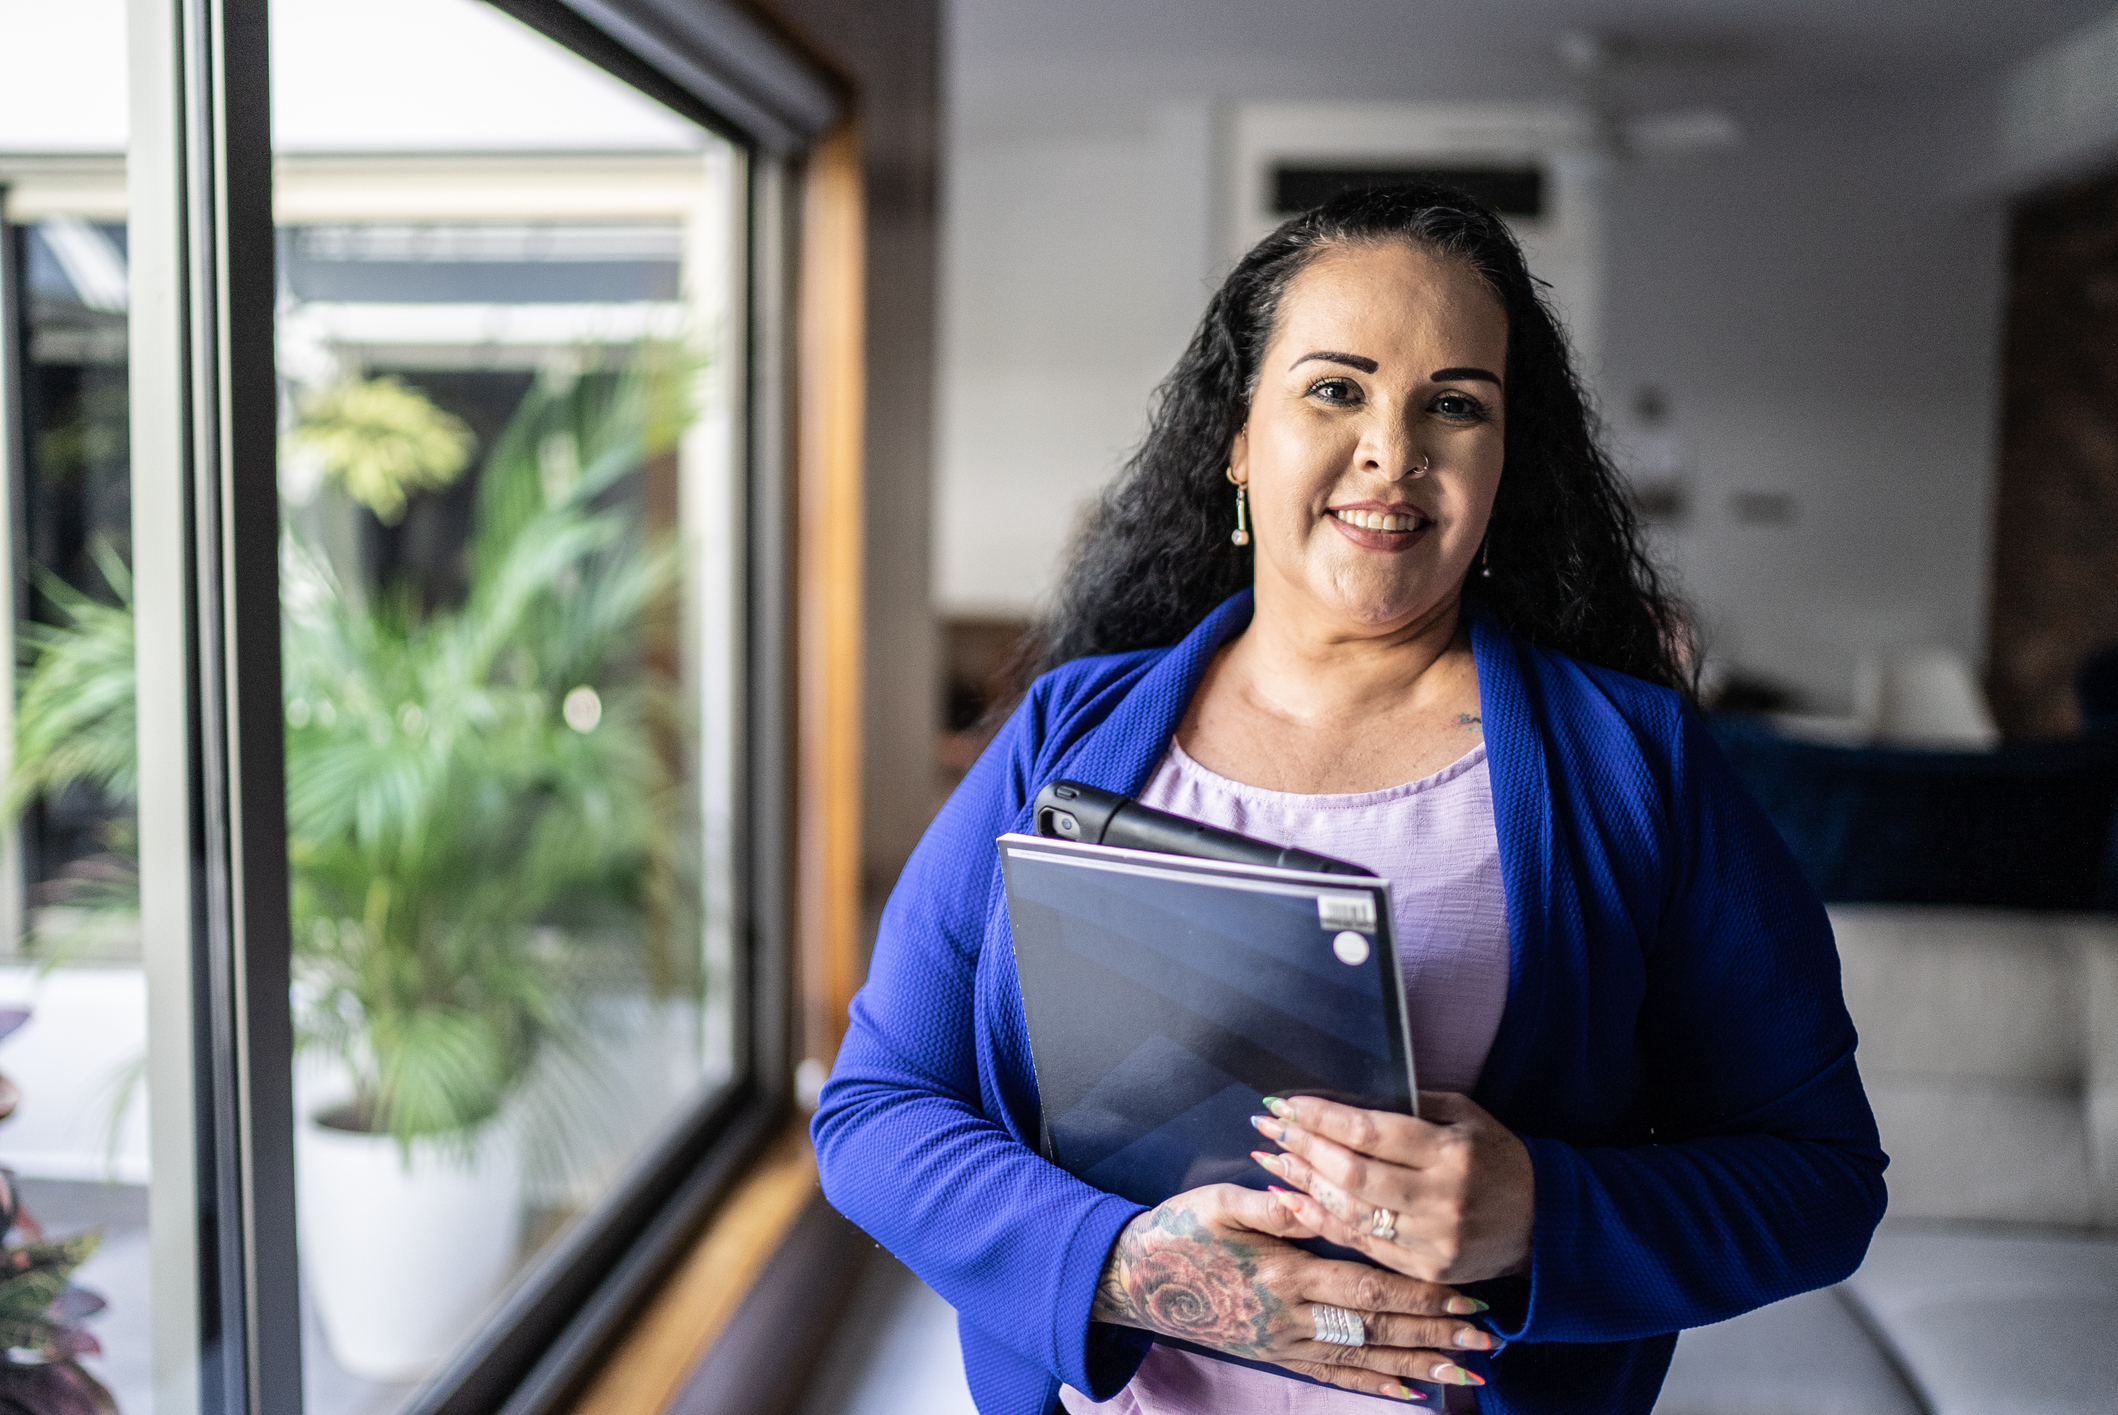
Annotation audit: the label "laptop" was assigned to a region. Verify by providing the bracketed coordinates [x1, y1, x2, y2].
[999, 830, 1416, 1208]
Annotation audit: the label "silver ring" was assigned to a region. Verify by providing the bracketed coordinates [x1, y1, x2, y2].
[1369, 1207, 1399, 1242]
[1310, 1303, 1366, 1348]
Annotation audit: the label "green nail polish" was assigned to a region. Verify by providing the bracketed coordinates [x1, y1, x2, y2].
[1263, 1096, 1290, 1117]
[1381, 1383, 1415, 1401]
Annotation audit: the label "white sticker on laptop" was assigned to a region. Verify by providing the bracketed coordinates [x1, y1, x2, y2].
[1316, 892, 1376, 932]
[1331, 930, 1372, 966]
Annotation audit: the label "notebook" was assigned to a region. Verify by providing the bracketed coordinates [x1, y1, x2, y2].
[998, 831, 1417, 1207]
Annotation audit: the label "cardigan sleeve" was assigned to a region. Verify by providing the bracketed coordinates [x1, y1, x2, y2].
[1490, 706, 1888, 1346]
[810, 687, 1153, 1400]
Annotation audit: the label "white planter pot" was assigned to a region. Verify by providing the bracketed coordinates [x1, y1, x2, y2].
[296, 1105, 524, 1382]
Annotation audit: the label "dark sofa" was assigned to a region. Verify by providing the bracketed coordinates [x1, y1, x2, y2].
[1710, 717, 2118, 911]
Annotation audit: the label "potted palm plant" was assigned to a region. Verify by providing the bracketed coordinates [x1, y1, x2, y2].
[10, 351, 689, 1379]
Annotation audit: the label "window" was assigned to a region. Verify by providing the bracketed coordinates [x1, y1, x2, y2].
[0, 8, 156, 1412]
[271, 4, 753, 1407]
[0, 0, 834, 1410]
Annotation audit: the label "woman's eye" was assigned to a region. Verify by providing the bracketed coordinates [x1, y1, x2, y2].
[1433, 391, 1488, 421]
[1306, 378, 1362, 405]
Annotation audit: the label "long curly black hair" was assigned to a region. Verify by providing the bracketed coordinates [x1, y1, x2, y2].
[1034, 183, 1689, 694]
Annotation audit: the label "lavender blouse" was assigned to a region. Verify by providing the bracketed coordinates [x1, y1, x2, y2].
[1059, 739, 1511, 1415]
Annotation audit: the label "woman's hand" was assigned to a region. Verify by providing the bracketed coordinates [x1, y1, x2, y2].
[1252, 1092, 1535, 1285]
[1092, 1183, 1495, 1399]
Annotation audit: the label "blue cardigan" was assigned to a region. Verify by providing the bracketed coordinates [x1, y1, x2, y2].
[813, 590, 1886, 1415]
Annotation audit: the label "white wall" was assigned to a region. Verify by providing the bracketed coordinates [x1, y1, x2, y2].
[1597, 92, 2011, 707]
[0, 967, 150, 1183]
[931, 1, 2108, 710]
[1992, 4, 2118, 192]
[935, 103, 1218, 617]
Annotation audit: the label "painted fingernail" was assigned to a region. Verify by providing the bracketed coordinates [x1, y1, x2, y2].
[1380, 1382, 1421, 1401]
[1251, 1150, 1284, 1172]
[1430, 1363, 1484, 1386]
[1263, 1096, 1291, 1118]
[1443, 1296, 1490, 1315]
[1453, 1328, 1493, 1350]
[1250, 1113, 1283, 1138]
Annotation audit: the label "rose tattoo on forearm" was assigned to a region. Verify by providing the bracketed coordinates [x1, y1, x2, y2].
[1091, 1202, 1285, 1356]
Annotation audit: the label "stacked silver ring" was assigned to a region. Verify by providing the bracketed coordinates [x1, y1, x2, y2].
[1310, 1303, 1367, 1348]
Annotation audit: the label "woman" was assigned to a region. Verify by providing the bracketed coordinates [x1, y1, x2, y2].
[813, 185, 1885, 1414]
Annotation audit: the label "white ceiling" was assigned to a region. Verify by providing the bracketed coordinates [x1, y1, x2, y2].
[949, 0, 2118, 136]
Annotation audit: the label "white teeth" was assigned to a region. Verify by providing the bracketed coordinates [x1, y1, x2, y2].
[1334, 509, 1421, 532]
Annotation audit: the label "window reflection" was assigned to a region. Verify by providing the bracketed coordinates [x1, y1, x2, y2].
[1, 5, 145, 1412]
[269, 1, 743, 1405]
[15, 217, 135, 943]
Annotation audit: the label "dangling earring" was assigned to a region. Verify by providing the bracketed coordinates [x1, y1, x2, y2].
[1227, 466, 1250, 546]
[1479, 536, 1492, 578]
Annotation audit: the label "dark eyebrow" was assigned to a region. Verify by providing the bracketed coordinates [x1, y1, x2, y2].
[1290, 351, 1378, 373]
[1431, 366, 1502, 386]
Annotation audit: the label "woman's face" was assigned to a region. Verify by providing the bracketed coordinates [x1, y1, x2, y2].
[1231, 240, 1508, 636]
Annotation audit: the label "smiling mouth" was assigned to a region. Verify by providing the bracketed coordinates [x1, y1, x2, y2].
[1330, 508, 1428, 533]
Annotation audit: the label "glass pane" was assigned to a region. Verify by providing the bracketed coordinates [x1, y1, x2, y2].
[0, 0, 157, 1411]
[268, 1, 745, 1409]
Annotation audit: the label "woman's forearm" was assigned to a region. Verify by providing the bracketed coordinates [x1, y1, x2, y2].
[1497, 1126, 1885, 1344]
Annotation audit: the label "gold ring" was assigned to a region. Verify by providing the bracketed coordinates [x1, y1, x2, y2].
[1369, 1207, 1398, 1242]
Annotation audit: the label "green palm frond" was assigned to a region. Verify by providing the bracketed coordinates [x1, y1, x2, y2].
[9, 546, 136, 818]
[14, 342, 697, 1148]
[285, 375, 476, 525]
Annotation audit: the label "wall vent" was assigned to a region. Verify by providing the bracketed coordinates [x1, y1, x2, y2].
[1271, 164, 1544, 219]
